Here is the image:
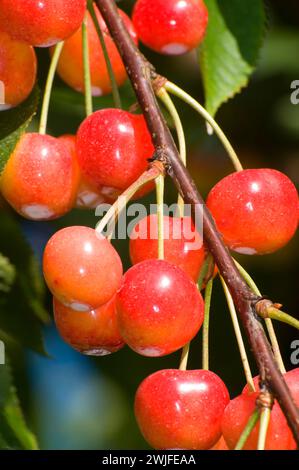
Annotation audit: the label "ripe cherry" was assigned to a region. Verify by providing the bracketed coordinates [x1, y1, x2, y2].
[221, 392, 295, 450]
[53, 5, 137, 96]
[0, 0, 86, 47]
[135, 369, 229, 449]
[210, 436, 229, 450]
[129, 215, 205, 282]
[0, 133, 79, 220]
[206, 169, 299, 255]
[43, 226, 123, 311]
[0, 31, 37, 110]
[58, 134, 105, 209]
[132, 0, 208, 55]
[76, 109, 154, 198]
[53, 295, 124, 356]
[116, 259, 204, 357]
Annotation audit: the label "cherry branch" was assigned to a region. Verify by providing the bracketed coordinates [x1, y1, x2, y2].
[95, 0, 299, 444]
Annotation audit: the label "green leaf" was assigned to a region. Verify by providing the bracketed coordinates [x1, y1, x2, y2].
[0, 86, 40, 173]
[199, 0, 266, 116]
[0, 254, 16, 293]
[0, 211, 49, 353]
[0, 360, 38, 450]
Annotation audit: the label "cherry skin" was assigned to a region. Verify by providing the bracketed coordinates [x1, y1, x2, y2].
[135, 369, 230, 450]
[129, 215, 205, 282]
[132, 0, 208, 55]
[76, 109, 154, 198]
[53, 6, 137, 96]
[221, 392, 295, 450]
[0, 133, 79, 220]
[210, 436, 229, 450]
[43, 226, 123, 312]
[58, 134, 105, 209]
[206, 169, 299, 255]
[0, 31, 37, 110]
[116, 259, 204, 357]
[53, 295, 124, 356]
[0, 0, 86, 47]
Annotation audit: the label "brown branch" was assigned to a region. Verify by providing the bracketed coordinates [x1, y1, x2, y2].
[96, 0, 299, 445]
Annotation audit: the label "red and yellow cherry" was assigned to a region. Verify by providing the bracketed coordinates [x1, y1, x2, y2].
[53, 5, 137, 96]
[132, 0, 208, 55]
[135, 369, 230, 449]
[0, 0, 86, 47]
[0, 133, 79, 220]
[206, 169, 299, 255]
[58, 134, 105, 209]
[43, 226, 123, 311]
[76, 109, 154, 197]
[0, 31, 37, 110]
[129, 215, 205, 282]
[221, 392, 295, 450]
[53, 295, 124, 356]
[116, 259, 204, 357]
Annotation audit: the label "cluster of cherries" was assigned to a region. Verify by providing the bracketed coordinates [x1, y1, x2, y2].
[1, 0, 299, 451]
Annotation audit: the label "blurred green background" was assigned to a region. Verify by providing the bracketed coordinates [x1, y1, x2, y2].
[1, 0, 299, 449]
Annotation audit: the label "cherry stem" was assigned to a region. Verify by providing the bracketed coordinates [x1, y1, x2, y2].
[39, 41, 64, 135]
[95, 163, 163, 237]
[88, 2, 122, 109]
[234, 260, 286, 374]
[257, 407, 271, 450]
[82, 11, 93, 117]
[263, 307, 299, 332]
[164, 81, 243, 173]
[155, 175, 165, 260]
[220, 276, 255, 392]
[202, 278, 213, 371]
[179, 344, 190, 371]
[235, 408, 260, 450]
[157, 87, 186, 215]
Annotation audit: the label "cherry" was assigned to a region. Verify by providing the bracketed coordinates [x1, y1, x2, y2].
[53, 295, 124, 356]
[116, 259, 204, 357]
[43, 226, 123, 311]
[210, 436, 229, 450]
[132, 0, 208, 55]
[135, 369, 229, 450]
[129, 215, 205, 282]
[206, 169, 299, 255]
[53, 5, 137, 96]
[58, 134, 105, 209]
[76, 109, 154, 198]
[221, 392, 295, 450]
[0, 0, 86, 47]
[0, 31, 37, 110]
[0, 133, 79, 220]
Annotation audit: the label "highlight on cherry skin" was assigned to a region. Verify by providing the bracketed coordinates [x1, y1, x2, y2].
[0, 0, 87, 47]
[43, 226, 123, 312]
[116, 259, 204, 357]
[53, 5, 138, 97]
[134, 369, 230, 450]
[0, 31, 37, 110]
[53, 295, 124, 356]
[0, 133, 80, 220]
[132, 0, 208, 55]
[129, 214, 206, 282]
[76, 108, 155, 200]
[206, 168, 299, 255]
[58, 134, 106, 210]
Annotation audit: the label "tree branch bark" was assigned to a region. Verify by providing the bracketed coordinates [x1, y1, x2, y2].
[96, 0, 299, 445]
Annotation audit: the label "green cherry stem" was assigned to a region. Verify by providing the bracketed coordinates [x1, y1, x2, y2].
[202, 278, 213, 371]
[157, 87, 186, 215]
[257, 407, 271, 450]
[220, 276, 255, 392]
[39, 41, 64, 135]
[88, 2, 122, 109]
[261, 306, 299, 331]
[82, 11, 93, 117]
[164, 81, 243, 172]
[234, 259, 286, 374]
[235, 408, 260, 450]
[155, 174, 165, 261]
